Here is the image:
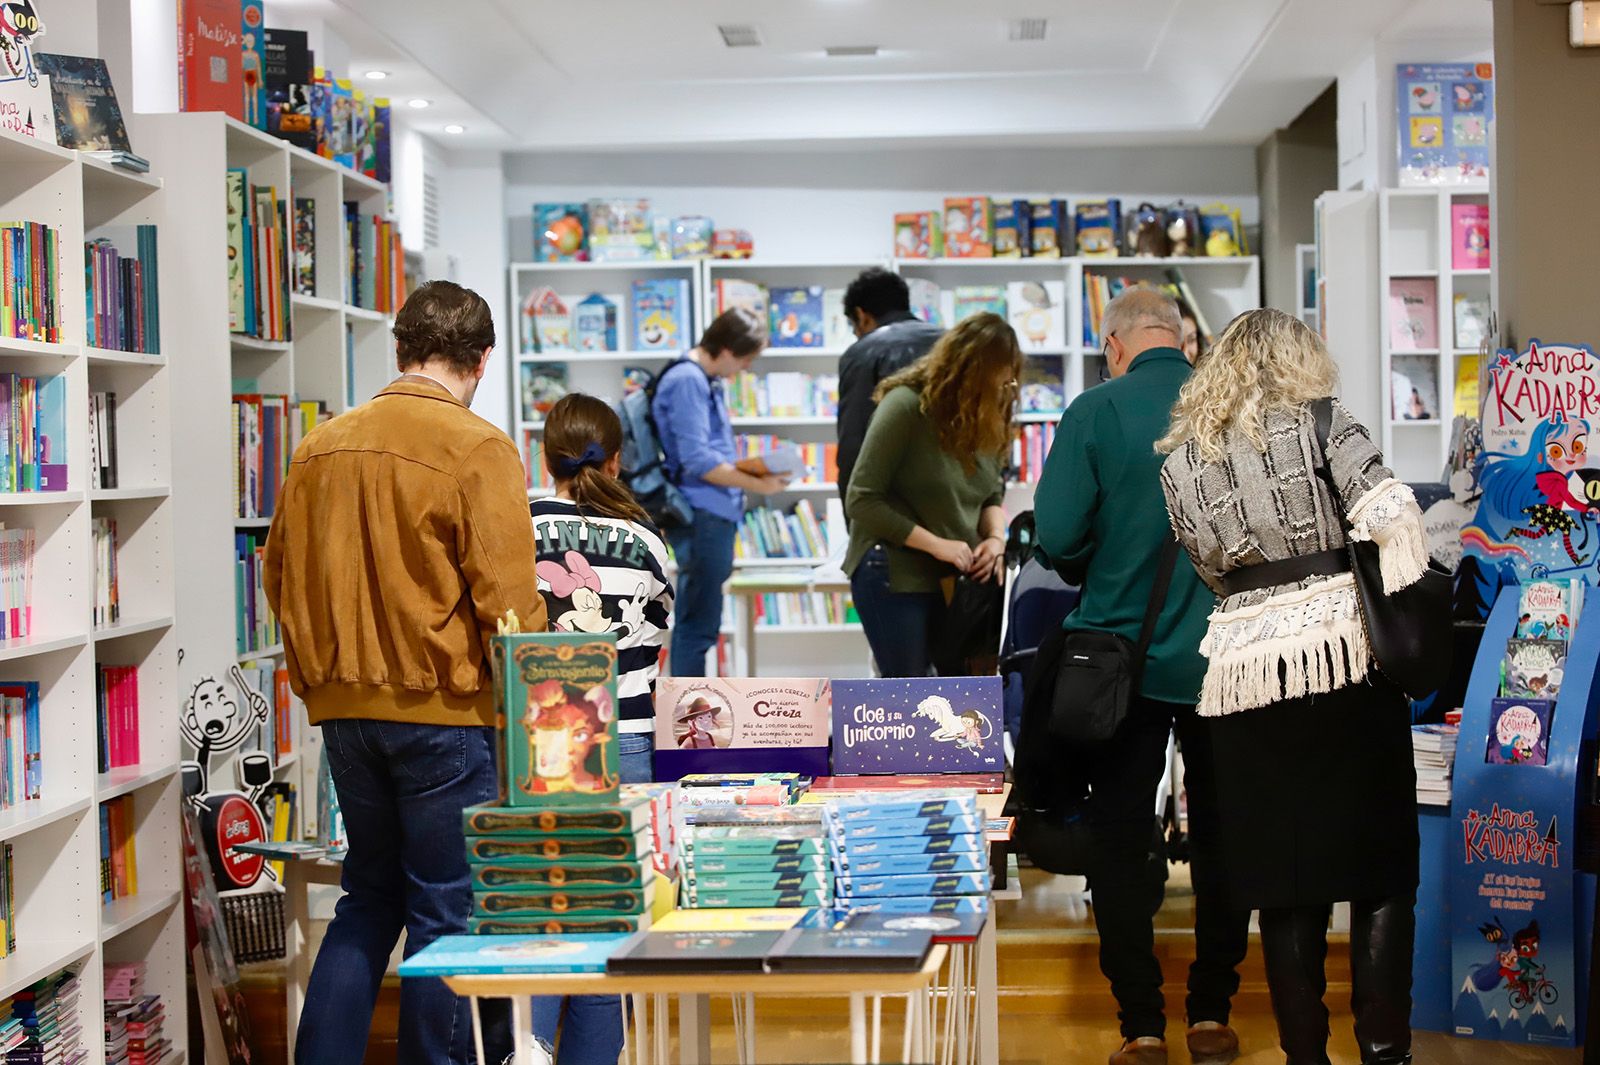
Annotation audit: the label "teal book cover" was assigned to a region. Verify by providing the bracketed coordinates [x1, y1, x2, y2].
[491, 632, 620, 807]
[397, 933, 635, 977]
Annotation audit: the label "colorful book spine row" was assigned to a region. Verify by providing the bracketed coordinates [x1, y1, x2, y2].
[0, 222, 60, 344]
[0, 373, 69, 493]
[226, 170, 291, 341]
[99, 795, 139, 904]
[235, 530, 280, 654]
[733, 502, 827, 561]
[0, 845, 13, 961]
[89, 390, 119, 490]
[236, 660, 295, 758]
[96, 664, 139, 773]
[0, 527, 35, 642]
[1011, 422, 1060, 486]
[93, 517, 120, 629]
[233, 396, 327, 519]
[727, 372, 840, 419]
[1082, 272, 1189, 348]
[0, 682, 40, 810]
[747, 592, 857, 628]
[344, 203, 406, 313]
[521, 431, 555, 492]
[3, 966, 82, 1057]
[84, 226, 160, 354]
[735, 436, 839, 486]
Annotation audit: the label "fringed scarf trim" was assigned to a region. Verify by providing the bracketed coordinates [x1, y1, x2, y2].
[1346, 478, 1429, 594]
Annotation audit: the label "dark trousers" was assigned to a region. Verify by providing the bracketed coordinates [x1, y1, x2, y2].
[668, 512, 737, 676]
[1085, 695, 1251, 1040]
[850, 545, 942, 677]
[299, 720, 508, 1065]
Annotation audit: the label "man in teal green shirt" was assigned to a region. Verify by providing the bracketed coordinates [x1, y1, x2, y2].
[1034, 289, 1248, 1065]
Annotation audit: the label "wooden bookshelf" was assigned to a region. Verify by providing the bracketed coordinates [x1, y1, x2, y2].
[0, 124, 183, 1052]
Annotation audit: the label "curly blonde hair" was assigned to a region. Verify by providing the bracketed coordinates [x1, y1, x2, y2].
[875, 312, 1021, 473]
[1155, 308, 1337, 462]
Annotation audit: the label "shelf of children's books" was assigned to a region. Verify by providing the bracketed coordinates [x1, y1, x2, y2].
[79, 155, 162, 198]
[292, 294, 342, 314]
[512, 260, 695, 273]
[91, 487, 171, 503]
[0, 338, 77, 361]
[85, 346, 164, 367]
[1015, 412, 1064, 424]
[234, 517, 273, 529]
[1452, 268, 1491, 277]
[894, 258, 1071, 269]
[0, 491, 84, 508]
[733, 557, 825, 568]
[706, 260, 887, 271]
[343, 304, 387, 323]
[230, 335, 291, 354]
[0, 632, 89, 663]
[0, 794, 92, 845]
[101, 889, 182, 942]
[238, 645, 284, 664]
[730, 416, 834, 428]
[1080, 255, 1259, 267]
[1390, 419, 1444, 428]
[93, 616, 175, 644]
[0, 938, 96, 1001]
[0, 126, 73, 172]
[95, 763, 181, 802]
[518, 350, 677, 364]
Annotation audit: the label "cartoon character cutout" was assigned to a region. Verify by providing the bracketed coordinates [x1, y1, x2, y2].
[0, 1, 44, 87]
[521, 678, 617, 796]
[536, 550, 651, 647]
[180, 666, 271, 795]
[1478, 413, 1600, 566]
[637, 310, 676, 349]
[913, 696, 993, 754]
[676, 697, 722, 750]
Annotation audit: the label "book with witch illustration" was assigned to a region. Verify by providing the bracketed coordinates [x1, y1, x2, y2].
[830, 678, 1003, 775]
[490, 633, 620, 807]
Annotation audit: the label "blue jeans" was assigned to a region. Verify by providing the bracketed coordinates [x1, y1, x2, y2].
[850, 546, 942, 678]
[299, 719, 507, 1065]
[530, 734, 654, 1059]
[667, 512, 737, 676]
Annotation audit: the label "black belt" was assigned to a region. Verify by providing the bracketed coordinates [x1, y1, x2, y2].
[1220, 548, 1350, 596]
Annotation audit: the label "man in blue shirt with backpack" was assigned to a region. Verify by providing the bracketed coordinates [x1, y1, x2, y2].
[649, 308, 788, 674]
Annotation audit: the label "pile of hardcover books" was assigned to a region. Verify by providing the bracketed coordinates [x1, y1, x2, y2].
[6, 966, 84, 1064]
[827, 791, 991, 914]
[104, 961, 170, 1064]
[469, 632, 655, 935]
[1413, 714, 1461, 807]
[679, 806, 831, 910]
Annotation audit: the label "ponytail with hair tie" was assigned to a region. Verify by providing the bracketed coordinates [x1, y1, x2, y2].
[554, 441, 607, 478]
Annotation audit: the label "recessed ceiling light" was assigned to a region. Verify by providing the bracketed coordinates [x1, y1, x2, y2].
[825, 45, 880, 57]
[407, 98, 431, 109]
[364, 70, 389, 80]
[444, 124, 465, 135]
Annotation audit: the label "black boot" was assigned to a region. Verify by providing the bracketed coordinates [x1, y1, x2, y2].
[1351, 893, 1416, 1065]
[1259, 905, 1333, 1065]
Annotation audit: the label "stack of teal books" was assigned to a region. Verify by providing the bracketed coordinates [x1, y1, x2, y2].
[464, 799, 658, 934]
[679, 805, 831, 909]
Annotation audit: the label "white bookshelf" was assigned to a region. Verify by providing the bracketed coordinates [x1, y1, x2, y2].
[137, 111, 401, 844]
[0, 124, 184, 1058]
[1295, 242, 1319, 333]
[1378, 185, 1491, 481]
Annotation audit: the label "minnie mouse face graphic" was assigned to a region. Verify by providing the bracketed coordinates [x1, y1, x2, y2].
[535, 549, 650, 642]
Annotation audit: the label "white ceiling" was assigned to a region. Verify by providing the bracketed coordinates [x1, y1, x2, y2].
[274, 0, 1491, 152]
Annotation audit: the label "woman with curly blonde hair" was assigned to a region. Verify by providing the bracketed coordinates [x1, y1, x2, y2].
[844, 312, 1019, 676]
[1158, 308, 1424, 1065]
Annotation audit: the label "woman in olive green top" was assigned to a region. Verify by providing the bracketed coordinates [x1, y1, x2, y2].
[844, 312, 1019, 676]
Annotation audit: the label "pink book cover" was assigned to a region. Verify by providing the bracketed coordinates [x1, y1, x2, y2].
[1451, 204, 1490, 270]
[104, 667, 120, 769]
[122, 667, 140, 766]
[1389, 278, 1438, 351]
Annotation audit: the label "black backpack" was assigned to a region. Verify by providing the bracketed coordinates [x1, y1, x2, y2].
[618, 360, 696, 530]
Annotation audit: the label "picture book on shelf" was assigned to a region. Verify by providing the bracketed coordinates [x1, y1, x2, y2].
[653, 678, 832, 781]
[631, 279, 691, 351]
[573, 293, 619, 352]
[523, 287, 571, 353]
[263, 27, 315, 150]
[830, 677, 1004, 775]
[942, 197, 992, 258]
[1389, 278, 1438, 351]
[992, 200, 1031, 258]
[180, 0, 245, 119]
[714, 279, 768, 322]
[768, 287, 825, 348]
[1019, 355, 1066, 414]
[535, 203, 589, 262]
[519, 363, 568, 423]
[1453, 294, 1489, 350]
[1454, 355, 1481, 418]
[907, 279, 942, 328]
[242, 1, 266, 129]
[823, 288, 852, 350]
[894, 212, 942, 259]
[1514, 580, 1575, 641]
[292, 198, 315, 296]
[491, 632, 621, 807]
[588, 199, 652, 261]
[1396, 63, 1493, 187]
[1007, 281, 1066, 351]
[951, 286, 1006, 324]
[1074, 200, 1121, 257]
[1484, 697, 1551, 766]
[1451, 203, 1489, 270]
[1502, 638, 1564, 700]
[1391, 355, 1439, 422]
[1030, 200, 1067, 258]
[33, 54, 131, 152]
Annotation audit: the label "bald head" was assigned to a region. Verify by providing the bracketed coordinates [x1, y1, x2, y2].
[1101, 288, 1184, 379]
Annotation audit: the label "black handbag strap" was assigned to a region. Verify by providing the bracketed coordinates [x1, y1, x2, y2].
[1133, 537, 1182, 687]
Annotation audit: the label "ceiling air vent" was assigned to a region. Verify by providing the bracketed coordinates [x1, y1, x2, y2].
[825, 44, 881, 57]
[718, 24, 763, 48]
[1008, 18, 1048, 42]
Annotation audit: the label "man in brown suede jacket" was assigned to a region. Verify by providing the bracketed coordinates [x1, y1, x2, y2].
[265, 280, 543, 1065]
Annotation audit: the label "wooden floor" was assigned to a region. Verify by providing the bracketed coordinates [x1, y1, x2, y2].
[237, 865, 1582, 1065]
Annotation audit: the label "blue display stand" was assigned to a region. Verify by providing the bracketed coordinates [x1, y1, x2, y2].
[1446, 589, 1597, 1047]
[1413, 806, 1454, 1032]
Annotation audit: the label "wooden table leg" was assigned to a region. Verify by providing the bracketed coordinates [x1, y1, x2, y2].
[284, 860, 310, 1061]
[679, 993, 712, 1065]
[976, 914, 999, 1065]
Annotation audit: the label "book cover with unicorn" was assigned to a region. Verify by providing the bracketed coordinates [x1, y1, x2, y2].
[830, 678, 1003, 775]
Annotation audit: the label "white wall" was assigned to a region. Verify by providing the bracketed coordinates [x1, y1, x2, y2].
[438, 148, 512, 435]
[502, 145, 1261, 264]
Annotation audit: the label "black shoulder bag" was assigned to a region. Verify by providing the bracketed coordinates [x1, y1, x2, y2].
[1047, 537, 1181, 744]
[1308, 398, 1452, 699]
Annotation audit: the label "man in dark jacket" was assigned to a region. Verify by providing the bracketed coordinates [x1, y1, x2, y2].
[835, 268, 943, 499]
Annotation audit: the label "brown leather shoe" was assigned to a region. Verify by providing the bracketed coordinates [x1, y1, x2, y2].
[1185, 1021, 1240, 1065]
[1109, 1036, 1168, 1065]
